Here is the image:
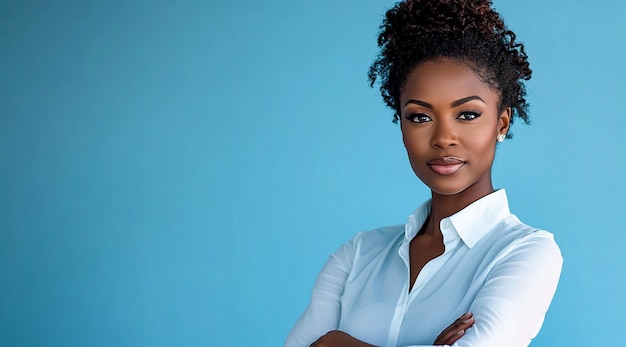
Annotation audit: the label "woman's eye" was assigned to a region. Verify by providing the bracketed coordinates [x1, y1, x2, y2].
[406, 113, 432, 123]
[457, 111, 482, 120]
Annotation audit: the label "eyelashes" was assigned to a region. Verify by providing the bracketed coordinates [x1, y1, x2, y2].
[406, 113, 432, 123]
[404, 110, 483, 123]
[457, 111, 482, 120]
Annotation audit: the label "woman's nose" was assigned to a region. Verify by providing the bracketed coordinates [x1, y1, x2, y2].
[430, 121, 458, 149]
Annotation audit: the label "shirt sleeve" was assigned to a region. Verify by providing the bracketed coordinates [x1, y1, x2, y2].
[408, 232, 563, 347]
[283, 234, 357, 347]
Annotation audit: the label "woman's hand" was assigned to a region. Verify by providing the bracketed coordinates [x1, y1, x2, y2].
[433, 312, 475, 346]
[310, 330, 376, 347]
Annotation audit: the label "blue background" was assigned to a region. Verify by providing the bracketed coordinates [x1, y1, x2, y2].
[1, 1, 625, 346]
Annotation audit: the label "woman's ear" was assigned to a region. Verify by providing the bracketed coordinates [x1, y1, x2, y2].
[498, 107, 512, 137]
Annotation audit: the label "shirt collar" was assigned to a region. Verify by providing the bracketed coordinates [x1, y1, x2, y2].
[404, 189, 511, 249]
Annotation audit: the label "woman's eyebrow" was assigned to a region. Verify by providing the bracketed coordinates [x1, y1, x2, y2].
[404, 99, 433, 108]
[451, 95, 486, 107]
[404, 95, 486, 109]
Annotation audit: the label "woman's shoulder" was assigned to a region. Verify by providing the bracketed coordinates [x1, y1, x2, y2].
[488, 214, 562, 264]
[501, 215, 559, 243]
[353, 224, 406, 242]
[338, 224, 406, 259]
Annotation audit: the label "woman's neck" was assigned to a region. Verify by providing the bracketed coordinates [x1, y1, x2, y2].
[422, 179, 495, 236]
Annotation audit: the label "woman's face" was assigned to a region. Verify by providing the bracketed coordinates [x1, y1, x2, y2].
[399, 58, 510, 196]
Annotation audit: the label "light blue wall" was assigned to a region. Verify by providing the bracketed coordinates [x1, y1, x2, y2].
[1, 1, 625, 346]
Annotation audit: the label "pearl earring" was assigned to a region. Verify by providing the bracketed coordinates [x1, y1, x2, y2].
[497, 134, 506, 143]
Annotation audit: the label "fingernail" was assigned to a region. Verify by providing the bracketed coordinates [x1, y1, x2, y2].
[456, 329, 464, 335]
[461, 312, 471, 318]
[462, 318, 473, 323]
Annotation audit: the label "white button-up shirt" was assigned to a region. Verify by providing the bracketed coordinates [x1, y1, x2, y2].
[285, 190, 562, 347]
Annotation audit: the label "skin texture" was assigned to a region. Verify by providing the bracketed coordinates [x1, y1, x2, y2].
[432, 312, 475, 345]
[401, 58, 510, 248]
[310, 58, 510, 347]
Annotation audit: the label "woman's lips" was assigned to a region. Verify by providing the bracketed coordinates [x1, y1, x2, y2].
[427, 157, 466, 175]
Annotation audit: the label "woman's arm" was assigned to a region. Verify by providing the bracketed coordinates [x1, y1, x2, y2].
[307, 312, 475, 347]
[284, 234, 357, 347]
[286, 232, 562, 347]
[409, 232, 563, 347]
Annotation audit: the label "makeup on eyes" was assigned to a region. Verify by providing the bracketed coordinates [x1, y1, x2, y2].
[404, 109, 483, 123]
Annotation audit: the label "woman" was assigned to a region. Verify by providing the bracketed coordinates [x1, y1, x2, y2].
[285, 0, 562, 346]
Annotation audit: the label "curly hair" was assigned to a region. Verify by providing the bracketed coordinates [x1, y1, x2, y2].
[368, 0, 532, 131]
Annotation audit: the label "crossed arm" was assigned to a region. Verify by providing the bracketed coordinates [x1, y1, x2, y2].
[311, 312, 475, 346]
[285, 234, 562, 347]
